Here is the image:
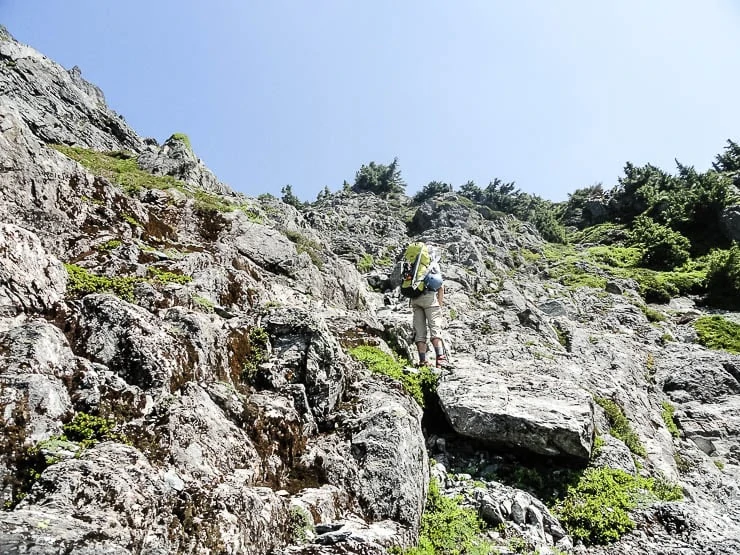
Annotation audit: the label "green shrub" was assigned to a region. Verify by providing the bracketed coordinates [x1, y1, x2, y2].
[629, 216, 690, 270]
[243, 327, 269, 381]
[288, 505, 313, 543]
[661, 401, 680, 438]
[694, 315, 740, 354]
[357, 253, 374, 273]
[348, 346, 438, 407]
[64, 264, 141, 302]
[147, 266, 192, 285]
[554, 468, 669, 545]
[400, 479, 492, 555]
[62, 412, 126, 448]
[594, 397, 646, 457]
[704, 245, 740, 309]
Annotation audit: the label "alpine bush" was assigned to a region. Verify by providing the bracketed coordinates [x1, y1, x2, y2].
[400, 479, 493, 555]
[629, 215, 690, 270]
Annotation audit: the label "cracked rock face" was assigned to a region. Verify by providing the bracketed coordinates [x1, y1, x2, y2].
[1, 24, 740, 555]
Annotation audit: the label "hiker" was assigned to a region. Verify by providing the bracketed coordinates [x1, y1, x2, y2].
[400, 242, 451, 368]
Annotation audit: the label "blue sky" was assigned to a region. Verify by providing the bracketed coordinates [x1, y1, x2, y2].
[3, 1, 740, 202]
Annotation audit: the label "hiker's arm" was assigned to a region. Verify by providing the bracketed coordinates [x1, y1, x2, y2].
[437, 286, 444, 306]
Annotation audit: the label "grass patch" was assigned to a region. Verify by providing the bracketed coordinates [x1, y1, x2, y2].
[51, 145, 181, 195]
[594, 397, 646, 457]
[661, 401, 680, 438]
[694, 315, 740, 354]
[167, 132, 192, 150]
[348, 345, 437, 407]
[398, 479, 493, 555]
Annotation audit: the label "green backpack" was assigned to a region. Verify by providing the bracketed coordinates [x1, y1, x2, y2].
[400, 242, 432, 298]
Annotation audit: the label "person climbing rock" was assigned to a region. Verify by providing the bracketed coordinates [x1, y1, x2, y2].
[400, 242, 452, 368]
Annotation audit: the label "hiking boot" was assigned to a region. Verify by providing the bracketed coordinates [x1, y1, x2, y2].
[416, 359, 434, 369]
[436, 355, 453, 369]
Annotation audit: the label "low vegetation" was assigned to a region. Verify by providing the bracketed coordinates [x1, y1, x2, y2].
[553, 468, 682, 545]
[398, 479, 493, 555]
[51, 145, 181, 195]
[594, 397, 646, 457]
[348, 345, 438, 408]
[65, 263, 141, 302]
[661, 401, 681, 438]
[283, 230, 324, 269]
[694, 315, 740, 354]
[65, 264, 193, 303]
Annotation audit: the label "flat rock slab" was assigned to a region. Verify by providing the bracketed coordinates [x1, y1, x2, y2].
[437, 361, 594, 460]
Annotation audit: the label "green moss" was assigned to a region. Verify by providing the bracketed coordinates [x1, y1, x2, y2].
[348, 345, 438, 408]
[167, 132, 192, 151]
[520, 248, 541, 262]
[64, 264, 141, 302]
[594, 397, 646, 457]
[98, 239, 122, 252]
[147, 266, 192, 285]
[357, 253, 374, 273]
[694, 315, 740, 354]
[398, 479, 493, 555]
[569, 223, 629, 245]
[714, 460, 725, 471]
[661, 401, 680, 438]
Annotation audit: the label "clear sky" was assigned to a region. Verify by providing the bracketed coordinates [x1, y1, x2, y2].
[3, 1, 740, 202]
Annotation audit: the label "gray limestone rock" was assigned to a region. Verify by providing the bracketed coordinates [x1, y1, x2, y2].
[437, 361, 595, 460]
[0, 224, 67, 317]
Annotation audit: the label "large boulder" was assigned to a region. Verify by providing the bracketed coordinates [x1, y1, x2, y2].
[437, 361, 595, 460]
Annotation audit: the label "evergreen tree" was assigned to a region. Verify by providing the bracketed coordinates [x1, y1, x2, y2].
[281, 184, 302, 208]
[352, 157, 406, 195]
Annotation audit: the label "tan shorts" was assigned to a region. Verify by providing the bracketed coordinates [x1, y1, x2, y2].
[411, 292, 443, 343]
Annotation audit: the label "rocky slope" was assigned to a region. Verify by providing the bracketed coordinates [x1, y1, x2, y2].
[1, 26, 739, 555]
